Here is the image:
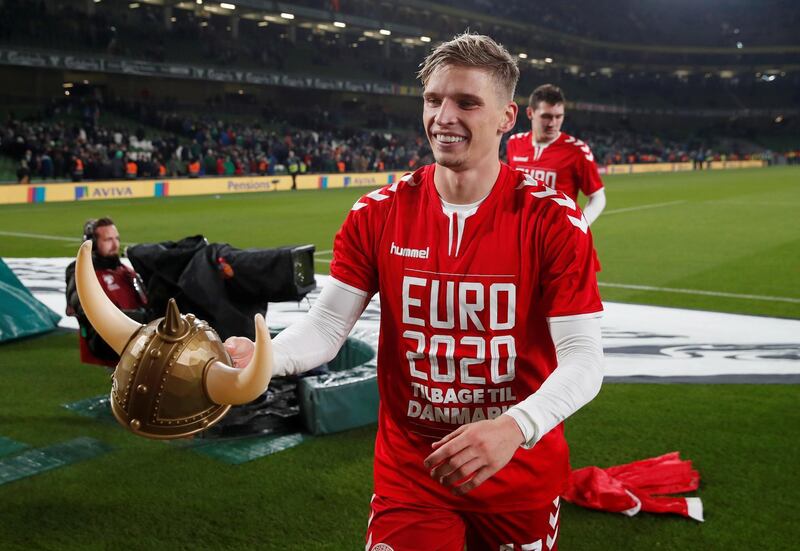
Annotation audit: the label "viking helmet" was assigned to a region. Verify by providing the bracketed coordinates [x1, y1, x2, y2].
[75, 240, 273, 439]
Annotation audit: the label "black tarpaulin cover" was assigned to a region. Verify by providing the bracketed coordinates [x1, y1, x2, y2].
[127, 236, 315, 341]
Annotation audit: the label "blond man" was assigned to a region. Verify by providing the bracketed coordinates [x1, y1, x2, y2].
[227, 33, 604, 550]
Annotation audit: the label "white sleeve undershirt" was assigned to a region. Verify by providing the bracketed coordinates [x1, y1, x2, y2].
[271, 277, 369, 377]
[582, 188, 606, 226]
[503, 315, 604, 448]
[272, 278, 604, 451]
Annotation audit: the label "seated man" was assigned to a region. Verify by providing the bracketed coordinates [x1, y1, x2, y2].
[65, 217, 149, 367]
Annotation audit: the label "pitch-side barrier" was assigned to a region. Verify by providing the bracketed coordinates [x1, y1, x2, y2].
[0, 171, 407, 205]
[0, 160, 768, 205]
[601, 159, 765, 175]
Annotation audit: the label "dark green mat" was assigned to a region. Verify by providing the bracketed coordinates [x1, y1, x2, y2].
[63, 395, 309, 464]
[62, 393, 116, 424]
[0, 437, 112, 485]
[0, 436, 28, 458]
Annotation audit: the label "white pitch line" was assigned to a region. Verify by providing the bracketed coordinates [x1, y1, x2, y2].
[603, 200, 686, 216]
[599, 282, 800, 304]
[0, 230, 79, 242]
[314, 249, 333, 256]
[314, 258, 332, 264]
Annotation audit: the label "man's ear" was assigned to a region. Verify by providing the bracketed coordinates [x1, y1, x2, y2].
[526, 106, 534, 121]
[499, 101, 519, 134]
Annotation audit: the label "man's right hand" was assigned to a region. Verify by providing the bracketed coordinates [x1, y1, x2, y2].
[224, 337, 255, 368]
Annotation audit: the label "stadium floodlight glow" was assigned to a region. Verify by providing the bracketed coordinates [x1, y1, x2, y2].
[83, 79, 89, 84]
[171, 16, 176, 22]
[62, 82, 74, 88]
[196, 0, 203, 4]
[258, 21, 268, 27]
[775, 115, 784, 123]
[129, 2, 140, 8]
[379, 29, 391, 36]
[544, 57, 553, 63]
[200, 21, 208, 26]
[280, 12, 295, 20]
[736, 41, 743, 49]
[333, 21, 346, 28]
[220, 2, 235, 9]
[94, 0, 102, 3]
[420, 35, 431, 43]
[64, 90, 70, 96]
[518, 53, 528, 59]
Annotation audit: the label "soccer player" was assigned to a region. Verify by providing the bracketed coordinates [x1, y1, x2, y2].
[506, 84, 606, 225]
[226, 33, 604, 550]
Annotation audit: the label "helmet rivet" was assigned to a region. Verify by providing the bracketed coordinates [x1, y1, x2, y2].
[150, 348, 161, 358]
[130, 419, 141, 430]
[136, 384, 148, 394]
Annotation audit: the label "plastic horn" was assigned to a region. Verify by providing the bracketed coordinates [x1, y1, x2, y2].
[204, 313, 273, 405]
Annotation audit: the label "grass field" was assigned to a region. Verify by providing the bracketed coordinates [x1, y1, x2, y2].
[1, 166, 799, 550]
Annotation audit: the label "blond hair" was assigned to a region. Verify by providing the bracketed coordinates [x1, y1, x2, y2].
[417, 32, 520, 101]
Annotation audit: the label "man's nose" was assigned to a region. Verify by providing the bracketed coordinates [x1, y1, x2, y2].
[435, 98, 458, 125]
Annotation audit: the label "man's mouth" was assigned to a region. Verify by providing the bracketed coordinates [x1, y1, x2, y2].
[434, 134, 467, 144]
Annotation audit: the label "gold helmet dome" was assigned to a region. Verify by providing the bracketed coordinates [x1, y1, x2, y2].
[74, 240, 273, 439]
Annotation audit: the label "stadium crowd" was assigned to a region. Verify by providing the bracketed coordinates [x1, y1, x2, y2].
[1, 104, 435, 183]
[4, 100, 787, 185]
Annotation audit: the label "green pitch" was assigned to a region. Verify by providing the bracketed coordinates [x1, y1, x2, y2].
[0, 166, 798, 549]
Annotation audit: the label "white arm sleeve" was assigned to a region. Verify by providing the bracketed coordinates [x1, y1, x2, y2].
[504, 316, 604, 448]
[582, 188, 606, 226]
[271, 278, 370, 377]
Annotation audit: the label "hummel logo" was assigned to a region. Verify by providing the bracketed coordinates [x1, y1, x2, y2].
[512, 156, 529, 162]
[390, 242, 429, 259]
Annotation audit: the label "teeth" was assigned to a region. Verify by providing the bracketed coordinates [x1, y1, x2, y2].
[436, 134, 466, 144]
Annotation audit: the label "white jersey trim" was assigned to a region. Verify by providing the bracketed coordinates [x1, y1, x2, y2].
[547, 311, 603, 323]
[329, 277, 370, 298]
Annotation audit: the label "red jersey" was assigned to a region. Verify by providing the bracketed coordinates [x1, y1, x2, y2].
[330, 163, 602, 512]
[506, 131, 604, 201]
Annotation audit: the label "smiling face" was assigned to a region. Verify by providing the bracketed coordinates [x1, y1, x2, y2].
[527, 100, 565, 143]
[423, 64, 517, 172]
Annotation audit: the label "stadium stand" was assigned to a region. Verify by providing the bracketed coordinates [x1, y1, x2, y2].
[0, 0, 798, 183]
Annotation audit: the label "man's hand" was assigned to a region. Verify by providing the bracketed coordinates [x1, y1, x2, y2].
[424, 415, 525, 496]
[224, 337, 255, 368]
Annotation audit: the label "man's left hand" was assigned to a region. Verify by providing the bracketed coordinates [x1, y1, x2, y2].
[424, 415, 525, 496]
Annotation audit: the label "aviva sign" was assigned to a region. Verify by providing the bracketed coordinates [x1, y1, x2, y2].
[74, 185, 135, 200]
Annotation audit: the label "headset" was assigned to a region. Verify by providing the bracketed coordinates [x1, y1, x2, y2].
[82, 219, 98, 250]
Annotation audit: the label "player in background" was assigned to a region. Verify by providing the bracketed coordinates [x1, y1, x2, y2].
[225, 33, 604, 550]
[506, 84, 606, 226]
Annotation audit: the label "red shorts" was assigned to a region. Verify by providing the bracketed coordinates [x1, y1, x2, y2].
[366, 494, 561, 551]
